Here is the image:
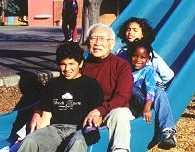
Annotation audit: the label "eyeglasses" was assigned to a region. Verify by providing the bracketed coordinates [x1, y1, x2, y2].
[89, 36, 112, 43]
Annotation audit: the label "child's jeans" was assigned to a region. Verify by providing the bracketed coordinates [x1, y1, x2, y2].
[17, 124, 77, 152]
[131, 86, 175, 130]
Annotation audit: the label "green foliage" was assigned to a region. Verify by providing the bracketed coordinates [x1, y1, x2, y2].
[5, 0, 27, 16]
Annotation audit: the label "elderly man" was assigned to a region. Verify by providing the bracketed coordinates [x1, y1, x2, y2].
[66, 23, 134, 152]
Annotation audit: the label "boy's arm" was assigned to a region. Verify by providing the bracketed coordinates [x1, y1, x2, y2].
[30, 83, 52, 133]
[30, 110, 42, 133]
[30, 110, 52, 133]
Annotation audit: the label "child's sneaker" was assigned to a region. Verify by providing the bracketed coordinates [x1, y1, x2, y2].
[158, 128, 176, 149]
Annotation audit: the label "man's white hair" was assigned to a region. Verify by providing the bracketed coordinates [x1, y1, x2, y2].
[86, 23, 116, 41]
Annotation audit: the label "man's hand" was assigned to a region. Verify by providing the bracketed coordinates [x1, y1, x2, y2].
[83, 109, 102, 127]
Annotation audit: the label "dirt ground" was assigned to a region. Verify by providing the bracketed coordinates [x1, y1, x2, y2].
[0, 86, 194, 151]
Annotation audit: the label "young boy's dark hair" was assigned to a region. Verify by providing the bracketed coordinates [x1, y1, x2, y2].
[56, 42, 84, 64]
[128, 40, 155, 62]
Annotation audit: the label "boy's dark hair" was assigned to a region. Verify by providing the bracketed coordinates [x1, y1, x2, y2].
[56, 42, 84, 64]
[119, 17, 156, 44]
[128, 40, 154, 61]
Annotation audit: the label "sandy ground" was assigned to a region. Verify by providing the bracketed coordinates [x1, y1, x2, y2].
[0, 86, 194, 151]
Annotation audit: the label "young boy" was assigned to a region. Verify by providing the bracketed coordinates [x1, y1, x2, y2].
[17, 42, 103, 152]
[129, 40, 176, 149]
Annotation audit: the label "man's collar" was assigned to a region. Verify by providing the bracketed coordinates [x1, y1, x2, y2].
[87, 54, 112, 63]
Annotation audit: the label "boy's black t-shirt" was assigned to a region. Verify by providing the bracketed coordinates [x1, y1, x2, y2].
[40, 75, 103, 128]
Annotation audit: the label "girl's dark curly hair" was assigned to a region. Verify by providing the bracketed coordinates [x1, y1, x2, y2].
[128, 39, 155, 62]
[119, 17, 156, 44]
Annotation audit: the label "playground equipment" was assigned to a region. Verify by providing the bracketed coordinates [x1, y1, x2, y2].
[88, 0, 195, 151]
[0, 0, 194, 151]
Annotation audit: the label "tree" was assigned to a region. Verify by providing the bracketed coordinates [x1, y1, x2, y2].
[0, 0, 8, 16]
[82, 0, 103, 43]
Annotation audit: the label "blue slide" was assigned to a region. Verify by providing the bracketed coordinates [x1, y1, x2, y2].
[0, 111, 18, 148]
[87, 0, 195, 152]
[0, 0, 194, 151]
[112, 0, 176, 52]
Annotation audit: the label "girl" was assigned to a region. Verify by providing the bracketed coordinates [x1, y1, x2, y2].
[129, 40, 176, 149]
[117, 17, 174, 89]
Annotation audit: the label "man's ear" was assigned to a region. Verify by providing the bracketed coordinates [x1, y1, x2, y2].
[109, 39, 115, 50]
[79, 60, 84, 68]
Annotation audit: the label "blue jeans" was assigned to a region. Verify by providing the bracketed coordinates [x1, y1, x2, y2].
[131, 86, 175, 130]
